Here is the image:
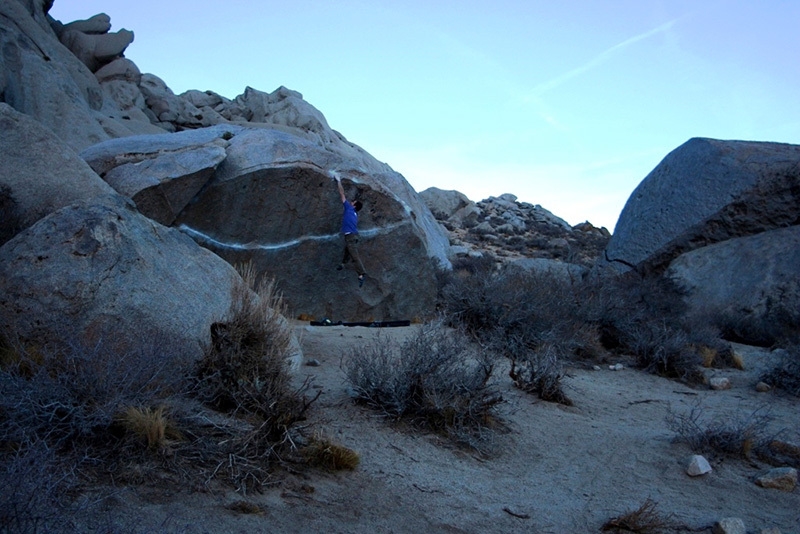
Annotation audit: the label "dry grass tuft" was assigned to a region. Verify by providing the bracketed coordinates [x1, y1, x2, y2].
[119, 406, 181, 450]
[225, 500, 265, 515]
[731, 351, 745, 370]
[301, 435, 360, 471]
[602, 498, 676, 533]
[699, 346, 717, 368]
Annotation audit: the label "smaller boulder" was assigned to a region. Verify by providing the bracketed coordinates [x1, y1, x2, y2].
[712, 518, 746, 534]
[686, 455, 712, 476]
[0, 103, 116, 242]
[60, 28, 135, 72]
[709, 377, 732, 390]
[419, 187, 471, 221]
[755, 467, 798, 492]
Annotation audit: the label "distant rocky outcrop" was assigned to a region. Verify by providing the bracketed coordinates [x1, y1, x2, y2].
[420, 188, 610, 268]
[0, 1, 164, 152]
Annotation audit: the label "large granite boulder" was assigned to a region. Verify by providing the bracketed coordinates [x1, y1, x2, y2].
[176, 127, 450, 321]
[81, 125, 450, 321]
[604, 138, 800, 273]
[0, 196, 241, 360]
[666, 226, 800, 343]
[0, 103, 116, 244]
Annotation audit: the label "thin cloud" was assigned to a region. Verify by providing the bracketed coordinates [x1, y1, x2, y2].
[527, 19, 679, 99]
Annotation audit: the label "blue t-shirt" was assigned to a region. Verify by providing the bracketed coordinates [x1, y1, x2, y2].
[341, 201, 359, 234]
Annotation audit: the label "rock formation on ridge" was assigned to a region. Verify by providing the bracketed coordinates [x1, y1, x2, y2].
[420, 188, 610, 268]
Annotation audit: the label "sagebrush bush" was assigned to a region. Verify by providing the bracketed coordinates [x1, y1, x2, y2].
[439, 262, 735, 388]
[195, 264, 311, 426]
[602, 497, 676, 533]
[0, 441, 76, 534]
[665, 401, 774, 459]
[343, 320, 502, 453]
[0, 332, 191, 452]
[509, 342, 572, 405]
[441, 263, 586, 354]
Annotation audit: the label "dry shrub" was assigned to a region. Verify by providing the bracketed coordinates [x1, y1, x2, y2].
[442, 261, 732, 387]
[193, 264, 318, 490]
[300, 435, 360, 471]
[602, 498, 676, 533]
[343, 320, 503, 454]
[509, 343, 572, 405]
[665, 401, 774, 459]
[440, 262, 597, 403]
[195, 263, 310, 433]
[0, 441, 76, 534]
[0, 332, 191, 452]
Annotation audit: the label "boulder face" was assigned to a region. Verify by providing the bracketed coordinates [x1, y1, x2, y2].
[666, 226, 800, 343]
[604, 137, 800, 273]
[0, 103, 116, 244]
[82, 126, 451, 322]
[0, 196, 241, 358]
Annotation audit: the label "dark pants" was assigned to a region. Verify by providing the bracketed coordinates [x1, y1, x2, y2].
[342, 233, 366, 276]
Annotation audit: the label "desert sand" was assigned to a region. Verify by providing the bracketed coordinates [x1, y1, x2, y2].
[93, 322, 799, 533]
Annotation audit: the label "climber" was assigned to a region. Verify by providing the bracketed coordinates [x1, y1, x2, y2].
[333, 172, 366, 287]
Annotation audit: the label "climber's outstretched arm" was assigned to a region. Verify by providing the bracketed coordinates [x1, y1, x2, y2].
[335, 174, 346, 204]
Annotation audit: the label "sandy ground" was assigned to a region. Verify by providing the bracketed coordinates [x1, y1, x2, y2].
[93, 322, 799, 533]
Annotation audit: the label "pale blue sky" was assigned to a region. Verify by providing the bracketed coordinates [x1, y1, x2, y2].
[50, 1, 800, 231]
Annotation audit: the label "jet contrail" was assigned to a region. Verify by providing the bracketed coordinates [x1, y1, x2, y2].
[528, 19, 678, 98]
